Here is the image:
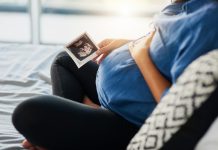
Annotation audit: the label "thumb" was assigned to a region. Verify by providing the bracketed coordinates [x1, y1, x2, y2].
[145, 31, 156, 46]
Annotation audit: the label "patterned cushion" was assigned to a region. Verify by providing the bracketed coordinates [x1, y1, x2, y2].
[127, 50, 218, 150]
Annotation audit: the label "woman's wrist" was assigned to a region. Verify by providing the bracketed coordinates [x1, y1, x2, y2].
[134, 47, 152, 69]
[129, 31, 171, 102]
[134, 47, 171, 102]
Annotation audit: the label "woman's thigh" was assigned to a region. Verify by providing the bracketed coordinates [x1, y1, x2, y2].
[12, 95, 138, 150]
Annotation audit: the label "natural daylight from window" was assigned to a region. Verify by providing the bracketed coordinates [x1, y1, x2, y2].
[0, 0, 169, 44]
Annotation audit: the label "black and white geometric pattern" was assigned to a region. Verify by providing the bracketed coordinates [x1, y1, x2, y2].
[127, 50, 218, 150]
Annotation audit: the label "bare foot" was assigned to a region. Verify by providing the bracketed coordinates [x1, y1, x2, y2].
[22, 140, 33, 149]
[83, 97, 99, 108]
[22, 139, 47, 150]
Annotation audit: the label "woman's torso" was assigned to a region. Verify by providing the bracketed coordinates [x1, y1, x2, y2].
[96, 0, 218, 126]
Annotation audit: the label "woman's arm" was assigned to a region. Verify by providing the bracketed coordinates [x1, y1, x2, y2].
[129, 32, 171, 103]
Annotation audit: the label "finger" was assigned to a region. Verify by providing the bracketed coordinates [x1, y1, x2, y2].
[146, 31, 156, 46]
[97, 39, 112, 48]
[149, 30, 156, 38]
[97, 54, 108, 64]
[96, 49, 103, 55]
[95, 48, 106, 56]
[97, 41, 105, 48]
[146, 30, 156, 40]
[92, 54, 102, 63]
[99, 41, 116, 54]
[95, 54, 104, 64]
[92, 55, 99, 61]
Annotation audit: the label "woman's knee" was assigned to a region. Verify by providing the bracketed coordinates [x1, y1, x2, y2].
[53, 51, 69, 63]
[51, 51, 69, 68]
[50, 51, 77, 75]
[12, 95, 53, 131]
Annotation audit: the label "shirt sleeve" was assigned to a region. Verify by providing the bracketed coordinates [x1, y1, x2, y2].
[170, 29, 216, 83]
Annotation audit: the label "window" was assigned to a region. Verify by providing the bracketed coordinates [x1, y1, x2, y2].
[40, 0, 169, 44]
[0, 0, 30, 43]
[0, 0, 169, 44]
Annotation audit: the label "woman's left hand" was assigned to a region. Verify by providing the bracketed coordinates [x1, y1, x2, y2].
[129, 30, 171, 102]
[129, 31, 155, 64]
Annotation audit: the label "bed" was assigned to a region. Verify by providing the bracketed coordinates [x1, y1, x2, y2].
[0, 43, 62, 149]
[0, 43, 218, 150]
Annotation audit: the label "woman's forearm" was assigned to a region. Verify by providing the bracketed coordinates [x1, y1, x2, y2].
[134, 47, 171, 103]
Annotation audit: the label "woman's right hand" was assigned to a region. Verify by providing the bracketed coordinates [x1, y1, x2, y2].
[94, 39, 130, 64]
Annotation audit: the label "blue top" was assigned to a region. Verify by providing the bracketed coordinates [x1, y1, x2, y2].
[96, 0, 218, 126]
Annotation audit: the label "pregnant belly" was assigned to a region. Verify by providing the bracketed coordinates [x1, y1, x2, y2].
[96, 44, 156, 126]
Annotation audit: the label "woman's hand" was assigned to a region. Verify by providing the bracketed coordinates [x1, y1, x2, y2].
[129, 31, 155, 64]
[129, 31, 171, 102]
[94, 39, 130, 64]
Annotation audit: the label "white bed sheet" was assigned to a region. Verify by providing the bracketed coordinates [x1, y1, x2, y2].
[0, 43, 62, 150]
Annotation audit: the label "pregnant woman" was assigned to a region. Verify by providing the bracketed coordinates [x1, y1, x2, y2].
[12, 0, 218, 149]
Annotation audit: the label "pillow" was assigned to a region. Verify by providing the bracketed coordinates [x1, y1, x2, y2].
[127, 50, 218, 150]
